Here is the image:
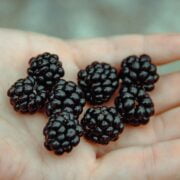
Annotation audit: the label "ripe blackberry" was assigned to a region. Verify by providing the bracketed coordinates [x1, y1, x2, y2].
[7, 76, 47, 113]
[43, 111, 83, 155]
[27, 52, 64, 89]
[78, 62, 119, 105]
[46, 79, 86, 117]
[120, 54, 159, 91]
[81, 107, 124, 145]
[115, 85, 154, 126]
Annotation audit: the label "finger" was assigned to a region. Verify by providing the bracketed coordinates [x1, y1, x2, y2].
[94, 107, 180, 157]
[152, 106, 180, 142]
[123, 107, 180, 147]
[92, 139, 180, 180]
[69, 34, 180, 67]
[151, 72, 180, 114]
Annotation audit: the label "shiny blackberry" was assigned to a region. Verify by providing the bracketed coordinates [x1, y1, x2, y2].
[81, 107, 124, 145]
[120, 54, 159, 91]
[7, 76, 47, 113]
[46, 79, 86, 117]
[28, 52, 64, 89]
[43, 111, 83, 155]
[115, 85, 154, 126]
[78, 62, 119, 105]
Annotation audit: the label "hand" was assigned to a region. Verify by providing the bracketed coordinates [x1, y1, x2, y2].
[0, 29, 179, 180]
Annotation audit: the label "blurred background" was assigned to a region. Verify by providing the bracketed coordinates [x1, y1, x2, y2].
[0, 0, 179, 73]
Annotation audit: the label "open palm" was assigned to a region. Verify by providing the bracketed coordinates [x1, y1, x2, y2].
[0, 29, 179, 180]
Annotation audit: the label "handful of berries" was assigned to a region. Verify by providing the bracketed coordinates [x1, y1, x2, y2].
[7, 52, 159, 155]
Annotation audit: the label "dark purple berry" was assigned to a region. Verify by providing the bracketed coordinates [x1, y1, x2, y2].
[81, 107, 124, 144]
[115, 85, 154, 126]
[78, 62, 119, 104]
[120, 55, 159, 91]
[43, 111, 83, 155]
[46, 79, 86, 118]
[28, 52, 64, 89]
[7, 76, 47, 113]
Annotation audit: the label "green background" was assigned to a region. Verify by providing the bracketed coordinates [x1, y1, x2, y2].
[0, 0, 179, 73]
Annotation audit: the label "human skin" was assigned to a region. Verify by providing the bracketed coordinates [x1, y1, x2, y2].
[0, 29, 179, 180]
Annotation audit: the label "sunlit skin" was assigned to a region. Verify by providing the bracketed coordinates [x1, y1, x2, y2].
[0, 29, 179, 179]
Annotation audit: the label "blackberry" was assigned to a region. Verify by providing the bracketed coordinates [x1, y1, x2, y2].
[115, 85, 154, 126]
[43, 111, 83, 155]
[46, 79, 86, 117]
[78, 62, 119, 105]
[7, 76, 47, 113]
[28, 52, 64, 89]
[81, 107, 124, 145]
[120, 54, 159, 91]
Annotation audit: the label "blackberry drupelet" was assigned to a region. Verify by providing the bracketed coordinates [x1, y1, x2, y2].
[28, 52, 64, 89]
[46, 79, 86, 117]
[7, 76, 47, 113]
[43, 111, 83, 155]
[81, 107, 124, 145]
[78, 62, 119, 105]
[120, 54, 159, 91]
[115, 85, 154, 126]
